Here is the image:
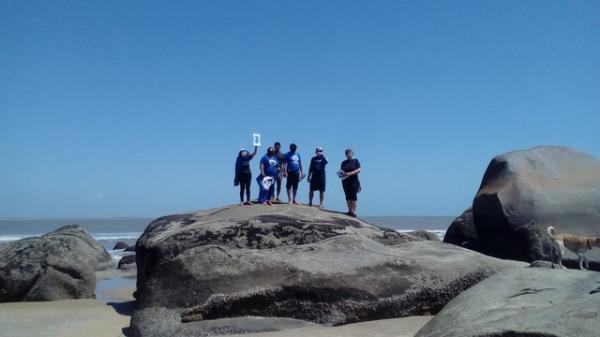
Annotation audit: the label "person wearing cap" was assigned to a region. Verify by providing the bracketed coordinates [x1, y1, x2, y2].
[340, 148, 361, 217]
[272, 141, 285, 202]
[307, 146, 328, 208]
[283, 143, 303, 204]
[234, 145, 258, 206]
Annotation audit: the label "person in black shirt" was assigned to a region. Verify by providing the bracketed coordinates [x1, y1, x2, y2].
[308, 146, 328, 208]
[234, 145, 258, 205]
[340, 148, 361, 217]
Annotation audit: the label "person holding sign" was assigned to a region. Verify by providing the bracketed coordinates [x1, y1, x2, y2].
[308, 146, 328, 208]
[339, 148, 361, 217]
[257, 147, 279, 205]
[284, 143, 303, 204]
[234, 145, 258, 206]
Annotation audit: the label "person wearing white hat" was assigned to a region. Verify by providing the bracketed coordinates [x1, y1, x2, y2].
[308, 146, 328, 208]
[234, 145, 258, 206]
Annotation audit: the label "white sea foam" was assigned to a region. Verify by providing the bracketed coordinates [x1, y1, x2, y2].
[0, 232, 142, 242]
[396, 229, 446, 241]
[0, 234, 41, 242]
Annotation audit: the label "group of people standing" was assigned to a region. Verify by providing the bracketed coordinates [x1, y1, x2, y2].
[234, 142, 362, 217]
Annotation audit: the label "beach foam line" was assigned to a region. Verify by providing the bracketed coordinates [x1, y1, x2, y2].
[396, 229, 446, 241]
[0, 232, 143, 243]
[0, 234, 43, 242]
[92, 232, 142, 240]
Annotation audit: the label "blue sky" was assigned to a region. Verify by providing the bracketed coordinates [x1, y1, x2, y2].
[1, 1, 599, 217]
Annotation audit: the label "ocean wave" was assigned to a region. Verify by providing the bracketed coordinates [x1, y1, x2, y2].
[93, 232, 143, 240]
[396, 229, 446, 241]
[0, 232, 142, 242]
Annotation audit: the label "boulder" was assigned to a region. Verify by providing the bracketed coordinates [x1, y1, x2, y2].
[118, 254, 136, 270]
[444, 146, 600, 263]
[130, 204, 525, 337]
[443, 208, 477, 249]
[113, 241, 132, 250]
[415, 267, 600, 337]
[0, 225, 112, 302]
[407, 230, 441, 242]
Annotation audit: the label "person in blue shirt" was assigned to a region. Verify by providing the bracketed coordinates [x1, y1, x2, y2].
[307, 146, 328, 208]
[257, 147, 279, 205]
[272, 141, 285, 202]
[234, 145, 258, 206]
[284, 143, 303, 204]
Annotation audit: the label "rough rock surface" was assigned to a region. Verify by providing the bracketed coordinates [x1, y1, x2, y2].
[415, 267, 600, 337]
[407, 230, 441, 242]
[443, 208, 477, 249]
[0, 225, 111, 302]
[444, 146, 600, 262]
[130, 204, 525, 337]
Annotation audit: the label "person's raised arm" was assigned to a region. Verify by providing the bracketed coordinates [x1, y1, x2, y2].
[251, 145, 258, 158]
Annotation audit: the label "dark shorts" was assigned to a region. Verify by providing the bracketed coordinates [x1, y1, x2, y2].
[286, 171, 300, 189]
[310, 175, 326, 192]
[342, 181, 359, 201]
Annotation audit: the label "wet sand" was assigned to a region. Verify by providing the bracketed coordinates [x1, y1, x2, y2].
[0, 299, 130, 337]
[224, 316, 433, 337]
[0, 267, 432, 337]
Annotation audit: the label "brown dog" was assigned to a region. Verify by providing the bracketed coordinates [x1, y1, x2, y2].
[547, 226, 600, 270]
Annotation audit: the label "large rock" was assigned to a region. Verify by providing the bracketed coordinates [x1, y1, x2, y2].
[415, 267, 600, 337]
[0, 225, 111, 302]
[443, 208, 477, 249]
[130, 204, 525, 337]
[444, 146, 600, 262]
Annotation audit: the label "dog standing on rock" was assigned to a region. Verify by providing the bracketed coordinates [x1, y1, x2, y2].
[547, 226, 600, 270]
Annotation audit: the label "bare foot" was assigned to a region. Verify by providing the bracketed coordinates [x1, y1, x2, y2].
[293, 201, 301, 205]
[267, 201, 273, 206]
[318, 204, 324, 209]
[288, 201, 293, 204]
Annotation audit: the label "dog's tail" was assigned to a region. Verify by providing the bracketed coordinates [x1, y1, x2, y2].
[547, 226, 557, 239]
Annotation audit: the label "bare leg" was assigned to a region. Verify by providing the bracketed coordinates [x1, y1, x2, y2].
[318, 191, 324, 208]
[309, 190, 314, 206]
[287, 187, 293, 204]
[292, 188, 299, 204]
[346, 200, 352, 214]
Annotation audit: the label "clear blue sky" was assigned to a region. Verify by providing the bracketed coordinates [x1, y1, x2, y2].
[1, 1, 599, 217]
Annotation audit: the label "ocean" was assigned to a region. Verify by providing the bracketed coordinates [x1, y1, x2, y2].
[0, 215, 454, 263]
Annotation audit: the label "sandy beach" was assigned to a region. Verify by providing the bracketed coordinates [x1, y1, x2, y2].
[0, 268, 136, 337]
[0, 297, 431, 337]
[0, 299, 130, 337]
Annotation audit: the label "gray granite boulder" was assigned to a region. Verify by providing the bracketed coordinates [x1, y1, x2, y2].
[415, 267, 600, 337]
[130, 204, 525, 337]
[0, 225, 111, 302]
[118, 254, 136, 270]
[443, 208, 477, 249]
[444, 146, 600, 263]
